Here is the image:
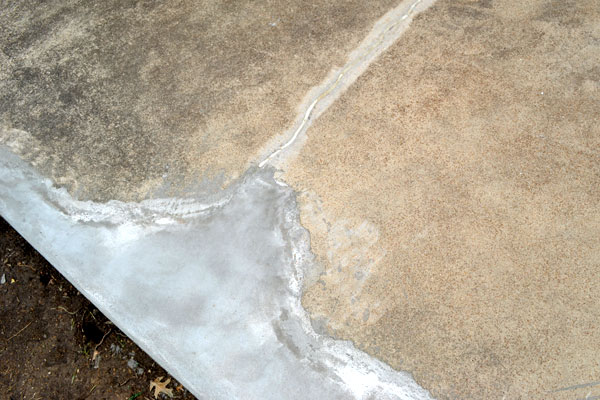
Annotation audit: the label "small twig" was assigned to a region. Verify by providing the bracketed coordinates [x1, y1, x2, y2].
[55, 306, 79, 315]
[95, 329, 112, 351]
[88, 384, 97, 394]
[18, 262, 35, 272]
[6, 321, 32, 341]
[119, 377, 132, 387]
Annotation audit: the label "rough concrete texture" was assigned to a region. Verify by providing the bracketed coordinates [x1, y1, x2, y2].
[284, 0, 600, 398]
[0, 0, 397, 201]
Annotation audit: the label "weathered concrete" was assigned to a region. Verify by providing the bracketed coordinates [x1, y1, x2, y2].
[0, 1, 438, 398]
[0, 0, 398, 201]
[2, 0, 600, 398]
[283, 0, 600, 398]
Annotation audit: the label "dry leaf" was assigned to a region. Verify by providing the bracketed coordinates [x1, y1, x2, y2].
[149, 376, 174, 399]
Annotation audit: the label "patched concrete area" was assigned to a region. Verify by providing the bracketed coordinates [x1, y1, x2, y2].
[283, 0, 600, 398]
[0, 0, 397, 201]
[0, 149, 434, 400]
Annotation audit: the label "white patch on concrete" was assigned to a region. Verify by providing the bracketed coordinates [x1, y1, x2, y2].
[0, 147, 433, 400]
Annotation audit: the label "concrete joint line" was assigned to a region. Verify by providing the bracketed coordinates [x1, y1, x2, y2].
[258, 0, 436, 170]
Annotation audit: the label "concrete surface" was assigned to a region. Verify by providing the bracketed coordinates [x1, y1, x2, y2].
[283, 0, 600, 398]
[0, 0, 397, 201]
[0, 0, 435, 399]
[1, 0, 599, 399]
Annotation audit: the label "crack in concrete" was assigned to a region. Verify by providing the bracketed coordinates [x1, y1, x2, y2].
[258, 0, 436, 169]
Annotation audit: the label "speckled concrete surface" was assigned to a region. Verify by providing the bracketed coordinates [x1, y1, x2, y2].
[0, 0, 397, 201]
[283, 0, 600, 398]
[2, 0, 600, 398]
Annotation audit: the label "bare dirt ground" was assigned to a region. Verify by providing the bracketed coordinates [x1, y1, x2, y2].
[0, 217, 197, 400]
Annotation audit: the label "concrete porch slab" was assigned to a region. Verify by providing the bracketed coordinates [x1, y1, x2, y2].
[1, 0, 599, 399]
[1, 0, 435, 398]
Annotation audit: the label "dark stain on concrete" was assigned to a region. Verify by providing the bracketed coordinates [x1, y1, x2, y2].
[0, 0, 397, 201]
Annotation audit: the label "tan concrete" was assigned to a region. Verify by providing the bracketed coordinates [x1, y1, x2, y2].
[0, 0, 397, 201]
[284, 0, 600, 398]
